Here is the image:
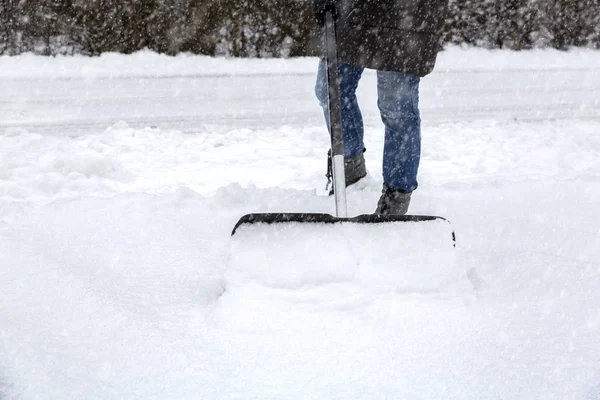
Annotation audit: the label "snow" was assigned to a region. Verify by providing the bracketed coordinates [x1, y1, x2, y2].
[229, 218, 464, 293]
[1, 49, 600, 399]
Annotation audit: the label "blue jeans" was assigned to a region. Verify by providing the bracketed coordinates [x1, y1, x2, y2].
[315, 61, 421, 193]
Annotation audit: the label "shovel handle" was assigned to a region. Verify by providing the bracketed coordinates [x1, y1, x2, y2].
[325, 10, 348, 218]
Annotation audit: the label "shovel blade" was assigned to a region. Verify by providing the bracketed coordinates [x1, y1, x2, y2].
[232, 213, 452, 238]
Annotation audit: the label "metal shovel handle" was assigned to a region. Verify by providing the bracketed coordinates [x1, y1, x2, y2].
[324, 10, 348, 218]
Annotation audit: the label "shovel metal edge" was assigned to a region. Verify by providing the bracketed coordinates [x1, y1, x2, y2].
[231, 213, 455, 245]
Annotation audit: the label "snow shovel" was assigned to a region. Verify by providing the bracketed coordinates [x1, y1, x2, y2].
[228, 11, 462, 293]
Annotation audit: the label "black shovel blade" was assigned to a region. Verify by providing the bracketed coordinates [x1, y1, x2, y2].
[232, 213, 455, 244]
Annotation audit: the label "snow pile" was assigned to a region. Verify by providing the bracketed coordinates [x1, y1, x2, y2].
[229, 218, 464, 294]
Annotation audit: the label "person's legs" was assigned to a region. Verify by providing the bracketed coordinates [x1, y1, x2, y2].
[376, 70, 421, 193]
[315, 60, 365, 158]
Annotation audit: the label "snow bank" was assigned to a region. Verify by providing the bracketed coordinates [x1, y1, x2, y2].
[0, 46, 598, 80]
[436, 46, 600, 73]
[0, 50, 317, 80]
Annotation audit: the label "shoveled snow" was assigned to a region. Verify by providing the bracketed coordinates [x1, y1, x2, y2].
[229, 218, 463, 293]
[1, 49, 600, 399]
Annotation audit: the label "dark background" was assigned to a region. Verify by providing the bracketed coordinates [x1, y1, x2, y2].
[1, 0, 599, 57]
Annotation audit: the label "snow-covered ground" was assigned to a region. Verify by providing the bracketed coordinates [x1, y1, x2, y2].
[1, 47, 600, 399]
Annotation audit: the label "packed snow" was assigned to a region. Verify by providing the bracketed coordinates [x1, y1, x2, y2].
[1, 48, 599, 399]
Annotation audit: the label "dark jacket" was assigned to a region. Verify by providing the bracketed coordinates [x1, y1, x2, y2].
[314, 0, 449, 77]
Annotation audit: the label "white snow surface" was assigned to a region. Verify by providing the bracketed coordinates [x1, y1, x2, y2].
[1, 48, 600, 399]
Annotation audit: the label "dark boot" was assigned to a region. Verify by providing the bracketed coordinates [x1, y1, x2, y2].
[326, 148, 367, 195]
[374, 184, 412, 215]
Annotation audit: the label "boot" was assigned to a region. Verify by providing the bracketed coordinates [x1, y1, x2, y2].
[374, 184, 412, 215]
[326, 148, 367, 195]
